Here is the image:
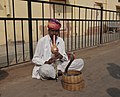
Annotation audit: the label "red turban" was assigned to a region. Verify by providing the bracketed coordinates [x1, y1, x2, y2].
[48, 19, 61, 30]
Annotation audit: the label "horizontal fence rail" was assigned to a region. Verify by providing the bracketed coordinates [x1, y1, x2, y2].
[0, 0, 120, 68]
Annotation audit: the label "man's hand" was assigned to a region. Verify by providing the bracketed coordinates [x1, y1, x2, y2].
[54, 52, 63, 59]
[44, 57, 56, 64]
[44, 52, 63, 64]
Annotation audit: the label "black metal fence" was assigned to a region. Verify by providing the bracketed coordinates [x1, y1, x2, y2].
[0, 0, 120, 68]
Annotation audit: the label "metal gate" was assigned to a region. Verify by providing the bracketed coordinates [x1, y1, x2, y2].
[0, 0, 120, 68]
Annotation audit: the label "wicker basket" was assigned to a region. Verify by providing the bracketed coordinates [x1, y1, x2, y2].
[61, 70, 85, 91]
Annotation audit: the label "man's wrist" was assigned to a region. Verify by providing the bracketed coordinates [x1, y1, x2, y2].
[59, 55, 63, 59]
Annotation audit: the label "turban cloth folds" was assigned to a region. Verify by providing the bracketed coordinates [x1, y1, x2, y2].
[48, 19, 61, 30]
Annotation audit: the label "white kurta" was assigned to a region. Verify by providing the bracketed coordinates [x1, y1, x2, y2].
[32, 35, 84, 80]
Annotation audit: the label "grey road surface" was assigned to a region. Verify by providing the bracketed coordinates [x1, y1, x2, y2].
[0, 40, 120, 97]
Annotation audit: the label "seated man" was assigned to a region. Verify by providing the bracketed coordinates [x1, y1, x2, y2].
[32, 19, 84, 80]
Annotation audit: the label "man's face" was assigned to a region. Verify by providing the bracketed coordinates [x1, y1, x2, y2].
[48, 29, 60, 40]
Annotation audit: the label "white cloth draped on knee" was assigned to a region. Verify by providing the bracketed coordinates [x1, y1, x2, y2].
[32, 59, 84, 80]
[57, 59, 84, 72]
[32, 65, 41, 79]
[39, 64, 56, 80]
[32, 64, 56, 80]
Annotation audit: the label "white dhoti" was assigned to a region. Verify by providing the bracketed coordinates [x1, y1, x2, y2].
[32, 58, 84, 80]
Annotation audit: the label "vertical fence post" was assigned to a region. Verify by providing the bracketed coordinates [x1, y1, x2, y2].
[100, 6, 103, 44]
[28, 0, 33, 59]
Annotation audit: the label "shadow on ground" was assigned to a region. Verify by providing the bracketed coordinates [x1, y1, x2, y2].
[106, 88, 120, 97]
[0, 70, 8, 80]
[107, 63, 120, 79]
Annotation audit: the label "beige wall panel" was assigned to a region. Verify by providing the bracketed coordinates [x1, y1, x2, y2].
[32, 2, 42, 18]
[11, 0, 28, 18]
[0, 0, 6, 17]
[0, 21, 6, 44]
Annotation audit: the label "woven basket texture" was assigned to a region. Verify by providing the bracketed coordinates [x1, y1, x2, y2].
[61, 70, 85, 91]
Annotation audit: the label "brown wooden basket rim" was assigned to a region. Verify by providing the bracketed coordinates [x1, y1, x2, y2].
[63, 70, 82, 76]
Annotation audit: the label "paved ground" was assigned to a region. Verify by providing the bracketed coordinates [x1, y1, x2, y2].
[0, 40, 120, 97]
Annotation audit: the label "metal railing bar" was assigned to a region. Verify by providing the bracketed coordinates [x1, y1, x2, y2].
[87, 21, 90, 46]
[90, 9, 93, 46]
[42, 2, 45, 36]
[92, 20, 95, 46]
[12, 0, 17, 63]
[109, 12, 112, 41]
[12, 0, 15, 18]
[28, 0, 33, 59]
[36, 20, 39, 42]
[67, 20, 70, 51]
[13, 20, 18, 64]
[81, 21, 84, 48]
[85, 8, 87, 47]
[100, 7, 103, 44]
[95, 10, 98, 45]
[71, 7, 73, 50]
[75, 21, 77, 50]
[63, 5, 65, 40]
[4, 20, 10, 66]
[78, 8, 81, 49]
[21, 20, 25, 61]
